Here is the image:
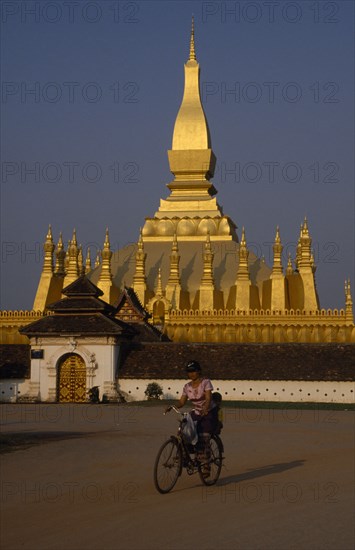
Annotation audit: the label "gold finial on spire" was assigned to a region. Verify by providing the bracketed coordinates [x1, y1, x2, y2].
[95, 250, 101, 268]
[104, 227, 110, 248]
[132, 228, 147, 305]
[85, 247, 92, 272]
[156, 267, 163, 296]
[43, 224, 55, 274]
[286, 253, 293, 276]
[78, 245, 85, 276]
[189, 15, 196, 61]
[97, 230, 113, 301]
[241, 227, 246, 246]
[345, 278, 354, 323]
[272, 226, 283, 274]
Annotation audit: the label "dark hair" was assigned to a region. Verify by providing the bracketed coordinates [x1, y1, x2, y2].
[186, 360, 201, 372]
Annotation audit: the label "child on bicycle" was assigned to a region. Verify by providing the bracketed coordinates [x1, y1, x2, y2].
[165, 360, 219, 477]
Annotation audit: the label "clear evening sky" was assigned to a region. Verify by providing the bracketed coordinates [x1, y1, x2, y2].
[1, 0, 354, 310]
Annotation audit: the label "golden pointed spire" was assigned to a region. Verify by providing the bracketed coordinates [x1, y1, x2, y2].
[272, 226, 283, 274]
[237, 227, 249, 282]
[104, 227, 110, 248]
[65, 241, 70, 270]
[71, 228, 77, 246]
[345, 278, 353, 323]
[55, 232, 66, 276]
[95, 250, 101, 268]
[165, 233, 181, 308]
[99, 229, 112, 282]
[85, 247, 92, 272]
[171, 19, 212, 153]
[200, 231, 214, 287]
[42, 224, 55, 274]
[132, 229, 147, 305]
[241, 227, 246, 246]
[78, 245, 85, 276]
[65, 229, 79, 283]
[286, 253, 293, 276]
[167, 233, 180, 285]
[156, 268, 163, 296]
[189, 15, 196, 61]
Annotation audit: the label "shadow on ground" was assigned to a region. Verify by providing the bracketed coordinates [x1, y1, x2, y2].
[218, 460, 306, 485]
[0, 431, 96, 454]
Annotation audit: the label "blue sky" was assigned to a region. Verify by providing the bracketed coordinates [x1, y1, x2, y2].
[1, 0, 354, 310]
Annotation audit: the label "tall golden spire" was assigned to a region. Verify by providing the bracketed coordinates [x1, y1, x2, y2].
[345, 279, 353, 323]
[132, 229, 147, 305]
[99, 228, 113, 282]
[270, 226, 285, 311]
[165, 233, 182, 308]
[32, 225, 56, 310]
[95, 250, 101, 268]
[142, 19, 236, 242]
[189, 15, 196, 61]
[63, 229, 80, 287]
[42, 225, 55, 274]
[237, 227, 250, 281]
[85, 247, 92, 272]
[199, 232, 215, 310]
[55, 232, 66, 276]
[297, 219, 319, 310]
[200, 232, 215, 287]
[234, 227, 251, 311]
[98, 229, 113, 301]
[286, 253, 293, 276]
[272, 226, 283, 274]
[155, 268, 163, 297]
[78, 245, 85, 276]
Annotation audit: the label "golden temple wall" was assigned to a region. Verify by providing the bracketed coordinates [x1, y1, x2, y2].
[165, 309, 355, 343]
[0, 311, 44, 344]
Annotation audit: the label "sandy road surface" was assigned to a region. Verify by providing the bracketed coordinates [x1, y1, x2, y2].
[0, 404, 354, 550]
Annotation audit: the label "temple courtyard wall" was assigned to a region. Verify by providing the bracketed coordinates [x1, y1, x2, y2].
[1, 343, 354, 404]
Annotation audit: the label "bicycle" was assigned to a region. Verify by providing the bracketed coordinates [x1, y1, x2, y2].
[153, 405, 224, 494]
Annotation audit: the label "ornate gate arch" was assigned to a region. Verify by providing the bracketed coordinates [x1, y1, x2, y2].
[58, 353, 86, 403]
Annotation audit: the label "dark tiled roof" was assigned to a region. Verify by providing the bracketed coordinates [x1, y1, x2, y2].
[0, 345, 30, 379]
[119, 343, 355, 381]
[128, 322, 170, 342]
[48, 296, 115, 313]
[114, 287, 150, 320]
[20, 314, 135, 337]
[62, 276, 103, 297]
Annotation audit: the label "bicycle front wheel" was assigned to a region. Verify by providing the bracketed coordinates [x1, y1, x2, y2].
[154, 437, 182, 494]
[198, 435, 223, 486]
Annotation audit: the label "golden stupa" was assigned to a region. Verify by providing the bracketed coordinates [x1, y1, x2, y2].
[2, 20, 354, 344]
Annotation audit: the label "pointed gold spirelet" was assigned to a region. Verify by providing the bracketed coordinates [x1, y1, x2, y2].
[189, 15, 196, 61]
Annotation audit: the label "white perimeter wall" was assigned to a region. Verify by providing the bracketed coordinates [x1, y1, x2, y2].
[118, 379, 355, 404]
[1, 378, 354, 404]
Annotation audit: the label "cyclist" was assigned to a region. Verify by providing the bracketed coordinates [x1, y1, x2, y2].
[166, 360, 218, 477]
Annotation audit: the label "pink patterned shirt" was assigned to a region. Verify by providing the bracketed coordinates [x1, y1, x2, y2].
[182, 378, 214, 415]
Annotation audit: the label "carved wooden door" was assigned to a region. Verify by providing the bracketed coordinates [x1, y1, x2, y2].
[58, 354, 86, 403]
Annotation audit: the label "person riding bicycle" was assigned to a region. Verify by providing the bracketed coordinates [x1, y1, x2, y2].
[165, 360, 218, 477]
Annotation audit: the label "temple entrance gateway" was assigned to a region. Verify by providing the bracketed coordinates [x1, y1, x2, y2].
[58, 353, 86, 403]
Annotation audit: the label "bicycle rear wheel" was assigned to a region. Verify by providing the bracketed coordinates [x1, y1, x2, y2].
[198, 435, 223, 486]
[154, 437, 182, 494]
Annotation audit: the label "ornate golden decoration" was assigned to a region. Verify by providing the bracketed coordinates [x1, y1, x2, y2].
[58, 353, 86, 403]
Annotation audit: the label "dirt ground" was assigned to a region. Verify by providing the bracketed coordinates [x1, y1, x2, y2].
[0, 404, 354, 550]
